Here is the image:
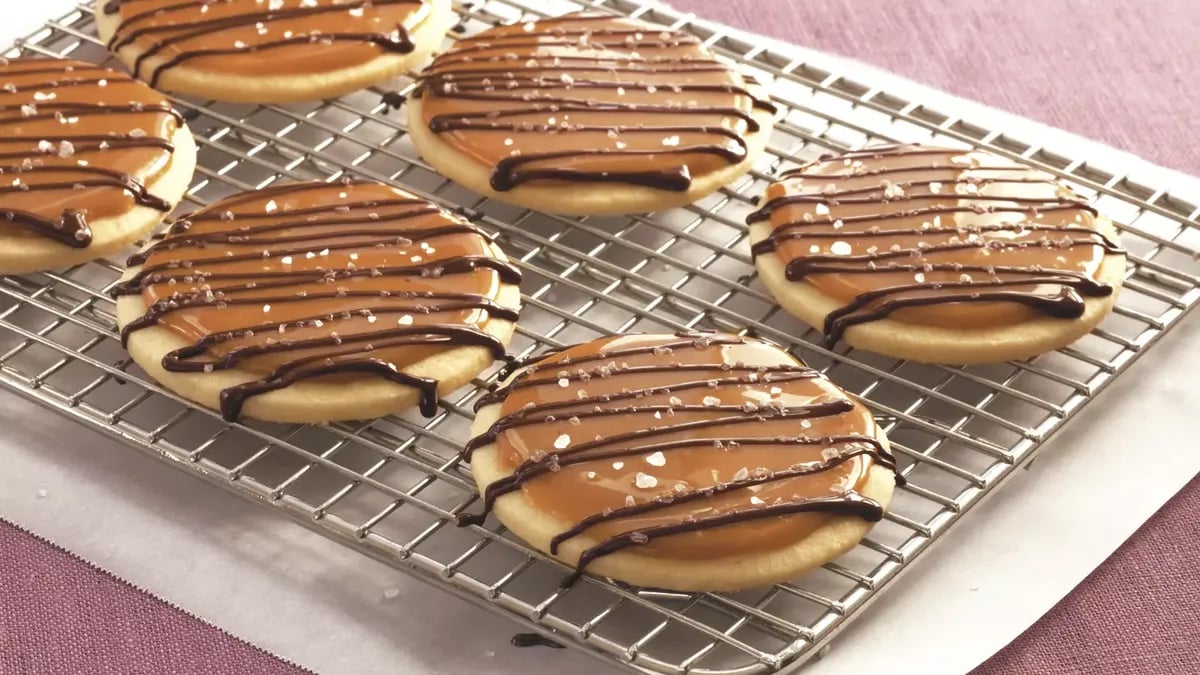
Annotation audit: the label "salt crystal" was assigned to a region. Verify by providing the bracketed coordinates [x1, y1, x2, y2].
[624, 495, 636, 507]
[702, 395, 720, 406]
[645, 451, 666, 467]
[732, 467, 749, 481]
[635, 472, 657, 489]
[629, 532, 649, 544]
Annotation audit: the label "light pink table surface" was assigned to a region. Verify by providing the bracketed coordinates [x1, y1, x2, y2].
[2, 1, 1198, 673]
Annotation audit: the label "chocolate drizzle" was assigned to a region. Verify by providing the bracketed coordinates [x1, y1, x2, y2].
[460, 332, 900, 587]
[103, 0, 424, 87]
[414, 13, 775, 192]
[749, 144, 1125, 345]
[0, 58, 180, 248]
[114, 179, 522, 422]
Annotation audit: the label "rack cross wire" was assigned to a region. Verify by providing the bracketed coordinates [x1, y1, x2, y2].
[3, 1, 1200, 673]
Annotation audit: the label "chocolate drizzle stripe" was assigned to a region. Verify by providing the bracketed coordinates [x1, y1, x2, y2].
[428, 104, 763, 132]
[0, 58, 179, 247]
[428, 61, 730, 75]
[0, 64, 110, 76]
[119, 180, 522, 422]
[749, 203, 1097, 229]
[749, 145, 1125, 347]
[462, 333, 901, 584]
[547, 446, 886, 553]
[565, 493, 883, 587]
[473, 366, 817, 420]
[115, 255, 519, 298]
[778, 163, 1035, 182]
[416, 12, 775, 192]
[0, 102, 181, 122]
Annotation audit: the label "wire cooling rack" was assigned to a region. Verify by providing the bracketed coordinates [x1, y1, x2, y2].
[4, 1, 1200, 673]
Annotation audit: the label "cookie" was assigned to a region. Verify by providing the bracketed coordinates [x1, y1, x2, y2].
[406, 12, 776, 215]
[95, 0, 455, 103]
[0, 58, 195, 275]
[748, 144, 1127, 364]
[113, 179, 522, 424]
[460, 332, 899, 592]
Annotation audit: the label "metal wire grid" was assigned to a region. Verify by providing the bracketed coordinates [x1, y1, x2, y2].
[2, 0, 1199, 672]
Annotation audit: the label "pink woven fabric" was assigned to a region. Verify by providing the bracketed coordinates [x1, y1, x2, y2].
[0, 521, 305, 675]
[677, 0, 1200, 175]
[2, 2, 1198, 674]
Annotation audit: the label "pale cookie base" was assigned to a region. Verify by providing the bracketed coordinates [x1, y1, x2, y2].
[467, 391, 895, 592]
[749, 217, 1127, 365]
[0, 125, 196, 276]
[95, 0, 455, 103]
[405, 92, 776, 216]
[115, 240, 520, 424]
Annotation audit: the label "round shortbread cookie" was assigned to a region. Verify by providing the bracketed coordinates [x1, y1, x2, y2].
[748, 144, 1127, 365]
[0, 58, 196, 275]
[115, 179, 522, 424]
[406, 12, 776, 216]
[95, 0, 455, 103]
[461, 332, 898, 592]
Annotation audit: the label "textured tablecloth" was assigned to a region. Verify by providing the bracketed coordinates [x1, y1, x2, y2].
[2, 1, 1198, 674]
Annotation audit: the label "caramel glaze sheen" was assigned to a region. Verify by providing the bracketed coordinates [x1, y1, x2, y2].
[103, 0, 430, 86]
[113, 180, 521, 421]
[461, 332, 901, 586]
[0, 58, 180, 248]
[748, 144, 1125, 346]
[415, 12, 776, 192]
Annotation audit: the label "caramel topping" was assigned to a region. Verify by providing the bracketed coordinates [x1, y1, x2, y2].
[749, 145, 1124, 345]
[462, 332, 899, 585]
[415, 13, 775, 192]
[0, 58, 180, 248]
[103, 0, 430, 86]
[113, 179, 521, 421]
